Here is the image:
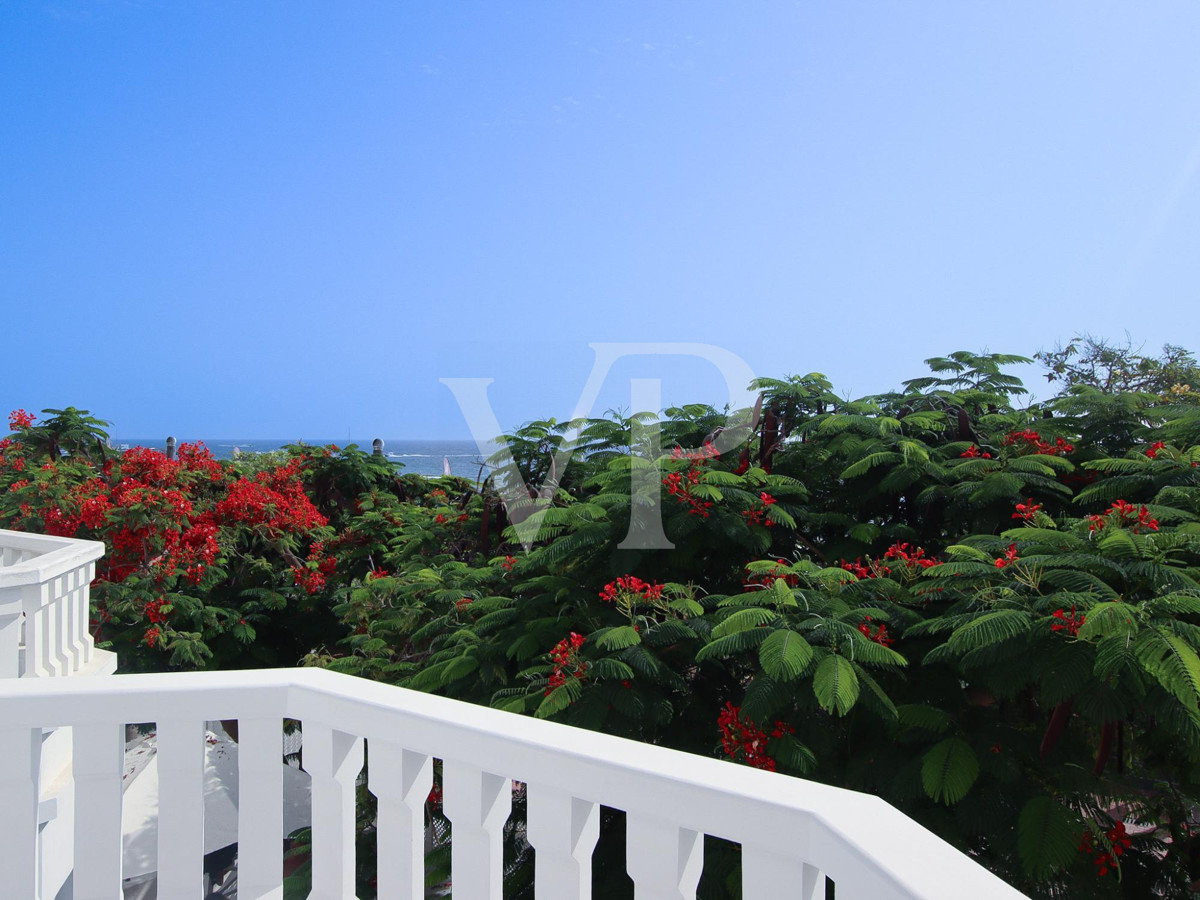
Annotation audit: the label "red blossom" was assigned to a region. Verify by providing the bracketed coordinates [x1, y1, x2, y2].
[599, 575, 665, 605]
[1003, 429, 1074, 456]
[1051, 605, 1085, 636]
[7, 409, 36, 431]
[744, 559, 800, 588]
[1078, 820, 1131, 877]
[1012, 498, 1042, 521]
[545, 632, 588, 696]
[742, 492, 778, 527]
[994, 543, 1019, 569]
[857, 616, 894, 647]
[959, 444, 992, 459]
[717, 703, 789, 771]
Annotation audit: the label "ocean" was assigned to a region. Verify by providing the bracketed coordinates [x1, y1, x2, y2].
[117, 438, 491, 479]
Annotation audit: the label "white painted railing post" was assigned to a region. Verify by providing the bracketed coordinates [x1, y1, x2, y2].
[526, 784, 600, 900]
[304, 721, 364, 899]
[626, 814, 704, 900]
[75, 560, 97, 666]
[72, 721, 125, 900]
[368, 741, 432, 900]
[239, 717, 285, 900]
[156, 719, 206, 898]
[0, 725, 42, 898]
[742, 847, 823, 900]
[0, 591, 22, 678]
[442, 760, 512, 900]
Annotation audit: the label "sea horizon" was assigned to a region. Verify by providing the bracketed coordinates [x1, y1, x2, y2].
[115, 437, 491, 478]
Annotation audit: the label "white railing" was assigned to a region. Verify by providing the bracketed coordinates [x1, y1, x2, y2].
[0, 667, 1031, 900]
[0, 528, 110, 679]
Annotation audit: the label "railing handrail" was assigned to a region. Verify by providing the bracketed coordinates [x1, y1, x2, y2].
[0, 667, 1029, 899]
[0, 528, 105, 590]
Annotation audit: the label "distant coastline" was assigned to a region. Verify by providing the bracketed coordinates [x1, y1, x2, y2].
[115, 438, 489, 478]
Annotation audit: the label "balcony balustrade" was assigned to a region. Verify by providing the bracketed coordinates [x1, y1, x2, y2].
[0, 529, 1030, 900]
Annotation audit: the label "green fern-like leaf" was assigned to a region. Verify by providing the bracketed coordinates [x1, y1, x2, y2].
[695, 628, 771, 662]
[813, 654, 859, 716]
[897, 704, 951, 734]
[595, 625, 642, 650]
[921, 737, 979, 805]
[943, 610, 1032, 656]
[1136, 627, 1200, 713]
[758, 629, 814, 682]
[711, 607, 777, 639]
[1017, 796, 1081, 878]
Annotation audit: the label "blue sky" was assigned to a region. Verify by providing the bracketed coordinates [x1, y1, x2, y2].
[3, 2, 1199, 440]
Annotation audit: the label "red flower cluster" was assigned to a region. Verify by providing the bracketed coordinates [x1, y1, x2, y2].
[743, 559, 800, 588]
[994, 543, 1019, 569]
[1146, 441, 1166, 459]
[165, 520, 220, 584]
[500, 555, 516, 572]
[959, 444, 992, 459]
[717, 703, 792, 771]
[1003, 430, 1074, 456]
[366, 569, 390, 581]
[144, 626, 162, 648]
[742, 492, 777, 527]
[292, 541, 337, 595]
[216, 460, 327, 535]
[177, 442, 225, 481]
[1012, 498, 1042, 521]
[1087, 499, 1158, 534]
[670, 442, 718, 461]
[840, 557, 887, 579]
[454, 596, 473, 612]
[599, 574, 664, 605]
[663, 466, 713, 518]
[1079, 821, 1131, 877]
[145, 597, 170, 624]
[857, 615, 894, 647]
[883, 542, 938, 571]
[546, 632, 587, 695]
[7, 409, 35, 431]
[1051, 605, 1085, 636]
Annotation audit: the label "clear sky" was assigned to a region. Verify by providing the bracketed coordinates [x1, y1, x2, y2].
[3, 2, 1199, 440]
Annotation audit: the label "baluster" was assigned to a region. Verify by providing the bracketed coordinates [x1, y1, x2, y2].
[79, 561, 96, 664]
[26, 588, 54, 677]
[526, 784, 599, 900]
[0, 591, 22, 678]
[61, 569, 82, 672]
[156, 719, 206, 898]
[304, 721, 363, 899]
[368, 741, 432, 899]
[625, 813, 703, 900]
[442, 760, 511, 900]
[50, 575, 70, 675]
[742, 846, 822, 899]
[0, 725, 41, 898]
[239, 717, 285, 900]
[73, 721, 125, 900]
